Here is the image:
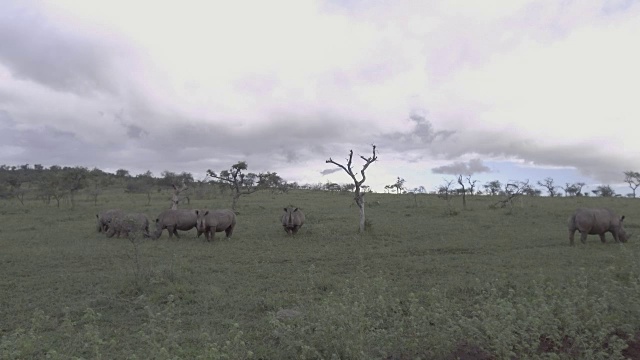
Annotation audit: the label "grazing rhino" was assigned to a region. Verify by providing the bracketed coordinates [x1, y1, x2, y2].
[568, 208, 630, 246]
[105, 212, 150, 239]
[282, 206, 305, 235]
[195, 209, 236, 242]
[152, 209, 204, 240]
[96, 209, 124, 233]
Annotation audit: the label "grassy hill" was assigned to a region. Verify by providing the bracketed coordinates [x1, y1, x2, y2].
[2, 188, 640, 359]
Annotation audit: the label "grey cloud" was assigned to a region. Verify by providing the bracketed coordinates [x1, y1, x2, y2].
[320, 168, 342, 176]
[432, 158, 492, 175]
[125, 124, 148, 139]
[428, 129, 634, 184]
[377, 111, 456, 156]
[0, 2, 124, 95]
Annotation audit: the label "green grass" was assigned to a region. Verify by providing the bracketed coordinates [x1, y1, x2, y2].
[2, 188, 640, 359]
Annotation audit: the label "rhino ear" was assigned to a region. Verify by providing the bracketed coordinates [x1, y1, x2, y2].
[195, 210, 199, 215]
[283, 207, 288, 212]
[96, 214, 99, 219]
[293, 208, 299, 212]
[204, 211, 209, 216]
[621, 215, 626, 222]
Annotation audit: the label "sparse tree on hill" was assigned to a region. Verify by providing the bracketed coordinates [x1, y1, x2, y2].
[326, 144, 378, 233]
[483, 180, 502, 196]
[537, 177, 559, 197]
[170, 183, 188, 209]
[595, 185, 616, 197]
[115, 169, 130, 178]
[408, 186, 426, 207]
[624, 171, 640, 198]
[457, 175, 467, 210]
[466, 175, 478, 196]
[492, 180, 533, 208]
[206, 161, 262, 211]
[4, 175, 27, 205]
[125, 171, 155, 205]
[562, 182, 586, 197]
[437, 179, 456, 215]
[389, 177, 405, 195]
[63, 167, 87, 209]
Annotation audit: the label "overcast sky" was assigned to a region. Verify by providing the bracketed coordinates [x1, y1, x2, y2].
[1, 0, 639, 194]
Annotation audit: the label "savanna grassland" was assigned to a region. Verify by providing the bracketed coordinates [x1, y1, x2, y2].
[2, 187, 640, 359]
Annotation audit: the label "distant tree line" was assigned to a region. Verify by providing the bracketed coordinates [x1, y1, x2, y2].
[0, 162, 361, 209]
[2, 163, 639, 210]
[428, 172, 640, 201]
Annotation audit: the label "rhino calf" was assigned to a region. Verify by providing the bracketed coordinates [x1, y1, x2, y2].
[282, 207, 305, 235]
[152, 209, 203, 240]
[195, 209, 236, 242]
[96, 209, 124, 233]
[568, 208, 629, 246]
[106, 212, 150, 239]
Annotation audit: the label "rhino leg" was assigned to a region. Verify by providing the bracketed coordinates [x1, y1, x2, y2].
[611, 232, 619, 243]
[569, 230, 576, 246]
[599, 234, 607, 243]
[225, 226, 234, 239]
[580, 232, 588, 244]
[172, 227, 181, 239]
[291, 225, 300, 235]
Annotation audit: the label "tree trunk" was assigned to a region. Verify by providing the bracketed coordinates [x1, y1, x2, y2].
[232, 194, 239, 211]
[356, 193, 365, 233]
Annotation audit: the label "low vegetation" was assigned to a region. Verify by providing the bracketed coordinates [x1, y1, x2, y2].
[2, 186, 640, 359]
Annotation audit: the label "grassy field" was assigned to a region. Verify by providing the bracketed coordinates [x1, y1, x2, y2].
[2, 188, 640, 359]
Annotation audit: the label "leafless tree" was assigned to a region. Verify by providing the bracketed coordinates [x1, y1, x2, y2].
[457, 175, 467, 210]
[537, 177, 559, 197]
[437, 179, 456, 215]
[466, 175, 478, 196]
[624, 171, 640, 198]
[492, 180, 533, 208]
[326, 145, 378, 233]
[170, 183, 188, 209]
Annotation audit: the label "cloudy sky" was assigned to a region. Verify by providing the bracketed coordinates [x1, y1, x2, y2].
[1, 0, 639, 194]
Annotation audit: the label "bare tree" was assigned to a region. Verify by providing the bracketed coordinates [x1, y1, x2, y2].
[206, 161, 261, 211]
[437, 179, 456, 215]
[326, 145, 378, 233]
[466, 175, 478, 196]
[492, 180, 533, 208]
[170, 183, 188, 209]
[537, 177, 559, 197]
[457, 175, 467, 210]
[624, 171, 640, 198]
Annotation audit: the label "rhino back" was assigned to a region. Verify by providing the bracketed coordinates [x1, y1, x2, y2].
[573, 208, 619, 234]
[207, 209, 236, 230]
[156, 210, 195, 229]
